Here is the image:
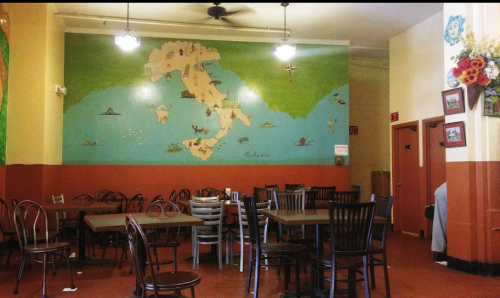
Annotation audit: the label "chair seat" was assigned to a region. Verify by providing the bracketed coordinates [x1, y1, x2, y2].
[25, 241, 71, 253]
[143, 271, 201, 292]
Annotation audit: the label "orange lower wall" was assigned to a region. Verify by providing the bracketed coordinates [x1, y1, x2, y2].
[447, 161, 500, 265]
[4, 164, 350, 207]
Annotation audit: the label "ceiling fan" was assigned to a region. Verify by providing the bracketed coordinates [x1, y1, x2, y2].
[189, 2, 255, 25]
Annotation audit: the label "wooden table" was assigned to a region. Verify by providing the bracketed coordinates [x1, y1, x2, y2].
[45, 202, 122, 272]
[85, 212, 204, 298]
[261, 209, 386, 298]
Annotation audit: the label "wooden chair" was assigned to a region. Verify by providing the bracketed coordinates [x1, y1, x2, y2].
[243, 196, 301, 298]
[13, 200, 76, 297]
[125, 215, 201, 298]
[330, 190, 361, 204]
[368, 194, 394, 297]
[311, 186, 337, 209]
[190, 200, 230, 270]
[52, 194, 78, 242]
[351, 184, 363, 195]
[309, 201, 376, 298]
[0, 197, 17, 266]
[284, 183, 305, 191]
[230, 199, 270, 272]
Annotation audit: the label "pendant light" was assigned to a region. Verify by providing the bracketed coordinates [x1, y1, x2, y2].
[115, 3, 140, 51]
[273, 3, 295, 61]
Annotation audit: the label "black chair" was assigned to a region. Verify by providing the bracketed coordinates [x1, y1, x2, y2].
[176, 188, 192, 240]
[0, 197, 17, 266]
[330, 190, 361, 204]
[70, 193, 97, 258]
[95, 188, 113, 201]
[243, 195, 301, 298]
[351, 184, 363, 195]
[368, 194, 394, 297]
[125, 215, 201, 298]
[309, 201, 376, 298]
[284, 183, 304, 191]
[13, 200, 76, 297]
[311, 186, 337, 209]
[118, 193, 147, 269]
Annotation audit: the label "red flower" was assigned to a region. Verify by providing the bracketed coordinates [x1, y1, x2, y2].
[453, 67, 463, 78]
[476, 72, 490, 85]
[457, 57, 471, 71]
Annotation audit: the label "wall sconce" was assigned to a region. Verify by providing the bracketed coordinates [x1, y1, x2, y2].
[55, 85, 67, 96]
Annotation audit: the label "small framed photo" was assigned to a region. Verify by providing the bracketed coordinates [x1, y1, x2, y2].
[442, 87, 465, 115]
[442, 121, 466, 147]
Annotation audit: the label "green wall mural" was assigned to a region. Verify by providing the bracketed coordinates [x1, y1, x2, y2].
[63, 33, 349, 165]
[0, 22, 9, 166]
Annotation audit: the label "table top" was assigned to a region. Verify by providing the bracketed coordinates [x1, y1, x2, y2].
[44, 201, 122, 212]
[84, 212, 204, 232]
[262, 209, 386, 225]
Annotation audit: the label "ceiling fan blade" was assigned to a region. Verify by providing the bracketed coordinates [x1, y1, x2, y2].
[224, 7, 255, 17]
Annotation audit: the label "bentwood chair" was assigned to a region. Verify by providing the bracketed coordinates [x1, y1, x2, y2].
[243, 196, 301, 298]
[368, 194, 394, 298]
[309, 201, 376, 298]
[125, 215, 201, 298]
[230, 199, 270, 272]
[190, 200, 230, 270]
[118, 193, 147, 269]
[95, 188, 113, 201]
[70, 194, 97, 258]
[0, 197, 17, 266]
[99, 191, 128, 260]
[13, 200, 76, 297]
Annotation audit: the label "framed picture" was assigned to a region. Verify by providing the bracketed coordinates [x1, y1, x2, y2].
[442, 87, 465, 115]
[484, 86, 500, 117]
[442, 121, 466, 148]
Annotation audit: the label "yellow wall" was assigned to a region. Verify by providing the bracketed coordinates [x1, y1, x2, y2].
[6, 3, 64, 165]
[390, 12, 444, 167]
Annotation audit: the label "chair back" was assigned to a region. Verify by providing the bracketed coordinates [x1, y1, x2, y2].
[330, 190, 361, 204]
[70, 194, 96, 205]
[177, 189, 191, 201]
[351, 184, 363, 194]
[125, 194, 146, 213]
[197, 188, 229, 200]
[311, 186, 336, 209]
[237, 198, 270, 243]
[304, 188, 318, 209]
[274, 190, 306, 211]
[190, 201, 224, 244]
[0, 197, 14, 237]
[191, 196, 219, 202]
[102, 191, 127, 213]
[264, 184, 280, 191]
[13, 200, 56, 249]
[168, 190, 177, 203]
[284, 183, 304, 191]
[328, 201, 376, 254]
[145, 200, 180, 218]
[125, 215, 160, 296]
[150, 194, 166, 205]
[51, 194, 67, 231]
[370, 194, 394, 244]
[95, 188, 113, 201]
[242, 196, 262, 251]
[253, 187, 278, 203]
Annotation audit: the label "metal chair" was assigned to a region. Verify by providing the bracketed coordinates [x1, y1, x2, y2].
[118, 193, 147, 269]
[70, 193, 97, 258]
[243, 196, 301, 298]
[52, 194, 78, 242]
[13, 200, 76, 297]
[95, 188, 113, 201]
[368, 194, 394, 297]
[230, 199, 270, 272]
[125, 215, 201, 298]
[309, 201, 376, 298]
[190, 200, 230, 270]
[0, 197, 17, 266]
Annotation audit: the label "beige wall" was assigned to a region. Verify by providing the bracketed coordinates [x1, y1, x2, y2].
[349, 58, 390, 202]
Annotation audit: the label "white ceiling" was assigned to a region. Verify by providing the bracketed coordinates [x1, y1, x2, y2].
[53, 3, 443, 59]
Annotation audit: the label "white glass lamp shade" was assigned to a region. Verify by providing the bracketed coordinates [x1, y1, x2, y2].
[115, 29, 140, 51]
[274, 39, 296, 61]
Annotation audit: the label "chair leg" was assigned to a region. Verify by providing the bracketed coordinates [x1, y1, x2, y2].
[253, 255, 260, 298]
[369, 253, 376, 289]
[13, 253, 27, 294]
[240, 239, 244, 272]
[295, 255, 301, 298]
[42, 253, 47, 298]
[246, 247, 253, 293]
[363, 258, 371, 298]
[382, 252, 391, 298]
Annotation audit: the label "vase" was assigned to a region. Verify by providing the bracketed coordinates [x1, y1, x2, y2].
[467, 82, 482, 110]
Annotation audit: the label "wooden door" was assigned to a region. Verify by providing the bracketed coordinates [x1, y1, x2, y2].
[392, 122, 420, 235]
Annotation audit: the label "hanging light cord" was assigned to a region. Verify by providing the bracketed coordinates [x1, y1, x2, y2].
[126, 3, 130, 32]
[283, 3, 288, 40]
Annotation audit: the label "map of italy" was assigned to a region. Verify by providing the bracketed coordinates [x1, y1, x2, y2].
[144, 41, 252, 161]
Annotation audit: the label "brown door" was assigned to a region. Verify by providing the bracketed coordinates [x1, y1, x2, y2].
[392, 122, 420, 235]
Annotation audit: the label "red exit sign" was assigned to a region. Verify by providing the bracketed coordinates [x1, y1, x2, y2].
[391, 112, 399, 122]
[349, 126, 358, 135]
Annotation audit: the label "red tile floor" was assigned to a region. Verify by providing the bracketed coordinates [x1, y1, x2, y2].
[1, 229, 500, 298]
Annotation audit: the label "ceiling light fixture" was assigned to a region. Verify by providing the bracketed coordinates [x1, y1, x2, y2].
[115, 3, 140, 51]
[273, 3, 295, 61]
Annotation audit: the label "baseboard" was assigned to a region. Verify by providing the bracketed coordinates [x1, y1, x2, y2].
[447, 255, 500, 276]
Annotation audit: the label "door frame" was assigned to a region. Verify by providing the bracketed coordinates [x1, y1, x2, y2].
[421, 116, 445, 238]
[391, 120, 419, 232]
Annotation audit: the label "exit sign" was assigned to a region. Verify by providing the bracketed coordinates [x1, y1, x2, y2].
[349, 126, 358, 135]
[391, 112, 399, 122]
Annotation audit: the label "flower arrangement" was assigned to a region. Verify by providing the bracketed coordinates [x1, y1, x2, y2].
[451, 26, 500, 88]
